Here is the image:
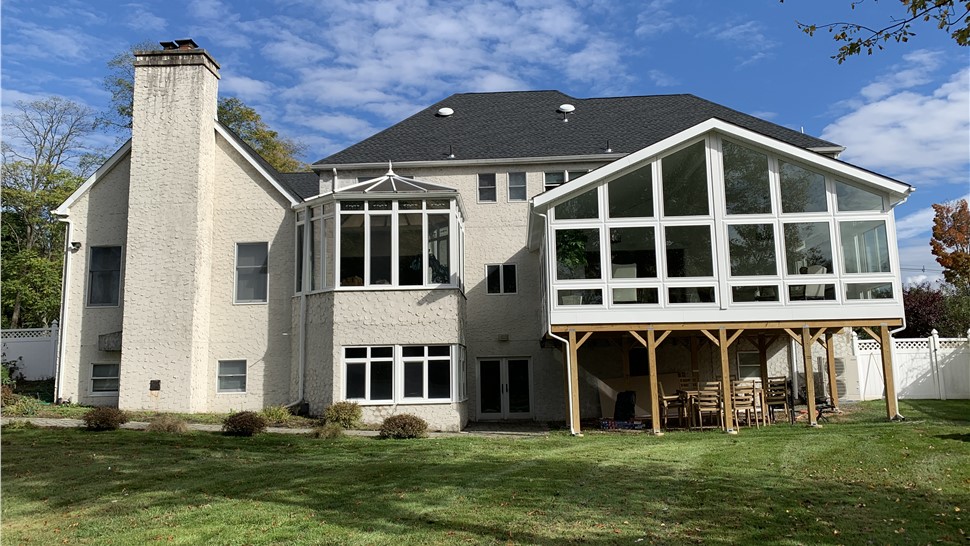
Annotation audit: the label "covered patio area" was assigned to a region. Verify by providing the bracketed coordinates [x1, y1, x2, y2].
[554, 319, 904, 436]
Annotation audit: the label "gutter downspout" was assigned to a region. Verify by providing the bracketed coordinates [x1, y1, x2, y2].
[53, 217, 72, 404]
[535, 210, 580, 436]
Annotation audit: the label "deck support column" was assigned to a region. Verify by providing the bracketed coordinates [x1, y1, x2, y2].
[801, 326, 818, 426]
[567, 329, 583, 436]
[647, 329, 662, 436]
[825, 331, 840, 410]
[879, 324, 902, 420]
[718, 328, 736, 434]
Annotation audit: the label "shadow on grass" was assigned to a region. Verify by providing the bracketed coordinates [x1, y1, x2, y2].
[899, 399, 970, 424]
[2, 423, 968, 545]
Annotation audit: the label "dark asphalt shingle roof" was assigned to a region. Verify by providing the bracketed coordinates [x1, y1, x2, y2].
[315, 91, 839, 166]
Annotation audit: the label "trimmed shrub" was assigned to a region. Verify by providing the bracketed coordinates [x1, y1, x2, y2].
[147, 414, 189, 434]
[260, 405, 292, 424]
[222, 411, 267, 437]
[323, 401, 362, 429]
[82, 407, 129, 431]
[312, 422, 345, 439]
[379, 413, 428, 439]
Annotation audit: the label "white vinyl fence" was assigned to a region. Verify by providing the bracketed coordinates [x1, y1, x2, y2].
[1, 322, 59, 381]
[853, 329, 970, 400]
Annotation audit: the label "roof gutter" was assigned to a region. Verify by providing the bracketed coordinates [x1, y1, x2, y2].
[312, 153, 625, 172]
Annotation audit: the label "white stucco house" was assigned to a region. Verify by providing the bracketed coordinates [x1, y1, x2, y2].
[54, 40, 913, 433]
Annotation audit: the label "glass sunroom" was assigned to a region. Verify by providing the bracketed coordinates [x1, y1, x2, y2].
[294, 167, 465, 294]
[529, 120, 913, 435]
[531, 124, 910, 326]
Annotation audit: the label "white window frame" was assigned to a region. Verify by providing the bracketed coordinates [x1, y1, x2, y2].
[217, 359, 248, 394]
[342, 345, 460, 405]
[235, 242, 269, 304]
[736, 351, 761, 381]
[485, 263, 517, 295]
[507, 172, 527, 202]
[90, 363, 120, 396]
[478, 173, 497, 203]
[86, 245, 122, 308]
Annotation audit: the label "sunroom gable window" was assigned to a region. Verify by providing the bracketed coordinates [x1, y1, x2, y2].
[722, 140, 771, 215]
[662, 140, 709, 217]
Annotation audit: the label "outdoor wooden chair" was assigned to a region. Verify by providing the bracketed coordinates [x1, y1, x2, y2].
[693, 389, 723, 431]
[731, 380, 762, 428]
[765, 376, 792, 424]
[659, 382, 688, 429]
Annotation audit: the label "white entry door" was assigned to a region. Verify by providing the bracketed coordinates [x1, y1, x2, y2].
[478, 358, 532, 419]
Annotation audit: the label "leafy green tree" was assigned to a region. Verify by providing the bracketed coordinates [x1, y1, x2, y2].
[795, 0, 970, 63]
[103, 44, 306, 172]
[2, 98, 95, 328]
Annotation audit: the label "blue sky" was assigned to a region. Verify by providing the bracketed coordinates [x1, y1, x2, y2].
[2, 0, 968, 284]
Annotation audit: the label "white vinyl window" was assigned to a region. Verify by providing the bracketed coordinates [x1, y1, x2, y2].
[217, 360, 247, 393]
[343, 345, 459, 404]
[508, 172, 527, 201]
[478, 173, 497, 202]
[88, 246, 122, 307]
[235, 243, 268, 303]
[91, 363, 119, 394]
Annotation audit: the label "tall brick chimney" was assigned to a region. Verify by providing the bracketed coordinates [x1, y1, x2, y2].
[119, 40, 220, 412]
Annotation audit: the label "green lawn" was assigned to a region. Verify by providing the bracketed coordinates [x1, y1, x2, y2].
[2, 400, 967, 545]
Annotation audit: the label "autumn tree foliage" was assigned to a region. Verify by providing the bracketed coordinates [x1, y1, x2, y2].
[930, 198, 970, 290]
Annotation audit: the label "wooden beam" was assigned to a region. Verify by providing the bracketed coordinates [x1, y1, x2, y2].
[810, 327, 827, 347]
[861, 326, 880, 343]
[629, 331, 647, 348]
[700, 329, 719, 346]
[719, 328, 735, 433]
[758, 333, 769, 388]
[801, 326, 818, 426]
[551, 318, 903, 334]
[725, 328, 745, 348]
[880, 324, 900, 420]
[567, 330, 582, 435]
[647, 329, 662, 435]
[574, 331, 593, 350]
[825, 331, 840, 409]
[655, 330, 672, 346]
[783, 328, 801, 343]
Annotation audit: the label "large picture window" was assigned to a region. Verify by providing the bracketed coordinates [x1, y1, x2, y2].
[344, 345, 457, 404]
[665, 225, 713, 277]
[88, 246, 122, 306]
[780, 161, 827, 213]
[722, 140, 770, 215]
[662, 141, 709, 217]
[728, 224, 777, 276]
[235, 243, 268, 303]
[840, 220, 890, 273]
[783, 222, 833, 275]
[555, 228, 601, 280]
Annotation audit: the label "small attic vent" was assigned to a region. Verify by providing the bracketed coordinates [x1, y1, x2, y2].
[557, 103, 575, 122]
[437, 107, 454, 117]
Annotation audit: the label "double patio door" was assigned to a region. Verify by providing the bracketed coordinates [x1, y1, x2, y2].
[478, 358, 532, 419]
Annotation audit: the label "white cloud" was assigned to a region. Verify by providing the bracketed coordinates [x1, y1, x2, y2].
[295, 114, 378, 140]
[221, 74, 275, 102]
[124, 4, 167, 33]
[894, 205, 938, 241]
[822, 65, 970, 186]
[635, 0, 690, 38]
[859, 50, 943, 101]
[648, 69, 679, 87]
[6, 22, 94, 63]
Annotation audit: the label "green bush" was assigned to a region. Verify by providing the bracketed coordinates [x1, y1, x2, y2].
[312, 422, 345, 439]
[147, 414, 189, 434]
[259, 405, 292, 424]
[2, 394, 41, 416]
[82, 407, 129, 431]
[323, 401, 362, 429]
[378, 413, 428, 439]
[222, 411, 267, 437]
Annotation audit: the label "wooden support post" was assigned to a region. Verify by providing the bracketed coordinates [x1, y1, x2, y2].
[758, 334, 769, 388]
[879, 324, 901, 420]
[824, 331, 840, 409]
[567, 330, 583, 436]
[719, 328, 735, 434]
[690, 336, 700, 384]
[647, 329, 662, 435]
[801, 326, 818, 426]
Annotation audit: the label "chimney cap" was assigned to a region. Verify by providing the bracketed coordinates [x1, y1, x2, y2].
[160, 38, 199, 51]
